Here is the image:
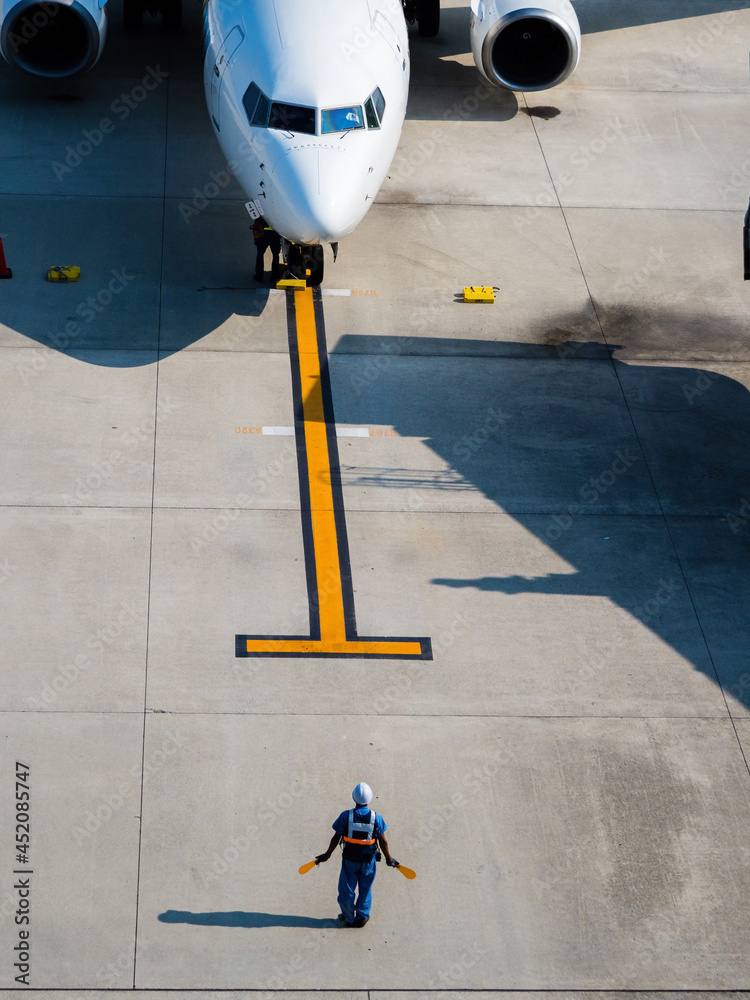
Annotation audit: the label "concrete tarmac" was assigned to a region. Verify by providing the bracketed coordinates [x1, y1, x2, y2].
[2, 0, 750, 995]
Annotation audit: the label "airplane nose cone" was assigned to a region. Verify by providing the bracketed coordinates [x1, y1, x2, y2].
[269, 146, 365, 244]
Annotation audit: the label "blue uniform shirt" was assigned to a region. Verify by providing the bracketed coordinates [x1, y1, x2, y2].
[333, 807, 386, 862]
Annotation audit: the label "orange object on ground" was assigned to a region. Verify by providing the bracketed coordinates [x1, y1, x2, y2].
[0, 236, 12, 279]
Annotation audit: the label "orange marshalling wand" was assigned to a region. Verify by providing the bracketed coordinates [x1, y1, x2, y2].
[298, 858, 415, 878]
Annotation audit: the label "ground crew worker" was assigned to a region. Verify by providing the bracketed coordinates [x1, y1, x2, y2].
[252, 217, 282, 283]
[316, 782, 398, 927]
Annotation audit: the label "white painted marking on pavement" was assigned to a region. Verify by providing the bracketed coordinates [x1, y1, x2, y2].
[261, 426, 370, 437]
[253, 288, 353, 296]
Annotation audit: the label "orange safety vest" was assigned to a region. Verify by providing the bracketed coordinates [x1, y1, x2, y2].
[343, 809, 376, 845]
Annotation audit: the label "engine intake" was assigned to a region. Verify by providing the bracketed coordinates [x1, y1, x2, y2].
[471, 0, 580, 92]
[1, 0, 106, 76]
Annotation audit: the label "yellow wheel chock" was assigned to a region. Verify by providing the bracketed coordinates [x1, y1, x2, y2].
[47, 266, 81, 282]
[463, 286, 495, 303]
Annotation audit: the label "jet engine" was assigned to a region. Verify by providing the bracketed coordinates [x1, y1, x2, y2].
[470, 0, 580, 92]
[0, 0, 106, 76]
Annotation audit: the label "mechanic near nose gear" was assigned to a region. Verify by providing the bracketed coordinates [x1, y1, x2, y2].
[252, 216, 282, 283]
[315, 782, 398, 927]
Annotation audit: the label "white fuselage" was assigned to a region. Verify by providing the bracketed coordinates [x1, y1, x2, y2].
[203, 0, 410, 245]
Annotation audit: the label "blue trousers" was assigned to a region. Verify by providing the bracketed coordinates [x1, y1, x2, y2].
[337, 856, 377, 922]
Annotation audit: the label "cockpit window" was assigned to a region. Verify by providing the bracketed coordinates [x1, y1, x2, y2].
[242, 86, 380, 136]
[321, 105, 365, 133]
[364, 98, 379, 129]
[269, 102, 316, 135]
[243, 82, 270, 127]
[254, 93, 270, 127]
[372, 86, 386, 122]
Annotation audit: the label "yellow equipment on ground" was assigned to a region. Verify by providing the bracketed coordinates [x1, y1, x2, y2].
[463, 286, 495, 303]
[47, 266, 81, 282]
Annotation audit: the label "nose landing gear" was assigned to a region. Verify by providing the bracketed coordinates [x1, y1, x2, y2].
[284, 243, 326, 287]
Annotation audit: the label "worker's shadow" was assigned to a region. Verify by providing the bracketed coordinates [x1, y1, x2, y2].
[158, 909, 340, 929]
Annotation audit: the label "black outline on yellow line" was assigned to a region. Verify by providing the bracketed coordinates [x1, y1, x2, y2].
[236, 286, 432, 659]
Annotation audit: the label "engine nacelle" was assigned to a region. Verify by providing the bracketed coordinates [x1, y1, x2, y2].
[1, 0, 106, 76]
[470, 0, 580, 92]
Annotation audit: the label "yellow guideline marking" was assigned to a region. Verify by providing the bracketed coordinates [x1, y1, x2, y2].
[238, 287, 431, 659]
[243, 638, 425, 655]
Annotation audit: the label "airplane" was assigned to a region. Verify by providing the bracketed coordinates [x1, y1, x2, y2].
[0, 0, 581, 285]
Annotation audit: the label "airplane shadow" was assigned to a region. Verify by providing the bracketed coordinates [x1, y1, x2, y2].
[329, 323, 750, 712]
[158, 909, 340, 929]
[407, 6, 519, 122]
[0, 276, 272, 366]
[574, 0, 750, 35]
[414, 0, 750, 57]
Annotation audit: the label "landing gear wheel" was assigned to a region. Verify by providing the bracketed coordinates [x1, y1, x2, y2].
[162, 0, 181, 30]
[287, 244, 325, 287]
[417, 0, 439, 36]
[123, 0, 143, 30]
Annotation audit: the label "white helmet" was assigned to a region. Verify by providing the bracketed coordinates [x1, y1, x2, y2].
[352, 782, 373, 805]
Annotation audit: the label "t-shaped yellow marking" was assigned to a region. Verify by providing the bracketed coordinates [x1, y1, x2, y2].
[236, 286, 432, 659]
